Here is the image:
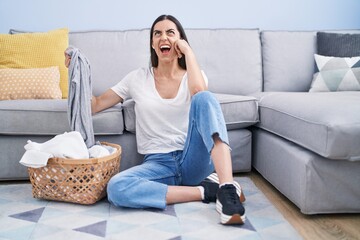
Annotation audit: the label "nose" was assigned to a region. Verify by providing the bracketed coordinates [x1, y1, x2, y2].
[161, 34, 168, 41]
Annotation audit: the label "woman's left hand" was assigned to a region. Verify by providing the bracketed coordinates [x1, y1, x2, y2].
[173, 39, 191, 58]
[64, 50, 71, 68]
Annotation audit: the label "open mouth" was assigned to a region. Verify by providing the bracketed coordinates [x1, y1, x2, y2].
[160, 45, 171, 54]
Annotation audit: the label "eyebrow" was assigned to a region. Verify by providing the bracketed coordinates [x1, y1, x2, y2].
[153, 28, 176, 34]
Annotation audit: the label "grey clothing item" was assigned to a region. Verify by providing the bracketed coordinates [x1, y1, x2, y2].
[65, 46, 95, 148]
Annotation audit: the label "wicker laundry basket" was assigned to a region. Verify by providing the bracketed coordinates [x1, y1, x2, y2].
[28, 142, 121, 204]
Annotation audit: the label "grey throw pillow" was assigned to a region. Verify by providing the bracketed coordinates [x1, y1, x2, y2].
[317, 32, 360, 57]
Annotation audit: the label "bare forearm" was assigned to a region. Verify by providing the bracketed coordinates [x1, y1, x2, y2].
[91, 96, 99, 114]
[91, 89, 122, 114]
[185, 51, 207, 95]
[174, 39, 207, 95]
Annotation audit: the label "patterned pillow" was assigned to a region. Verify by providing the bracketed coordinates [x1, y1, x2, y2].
[0, 28, 69, 98]
[309, 54, 360, 92]
[0, 67, 62, 100]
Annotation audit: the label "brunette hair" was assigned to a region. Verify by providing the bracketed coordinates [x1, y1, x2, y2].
[150, 15, 188, 70]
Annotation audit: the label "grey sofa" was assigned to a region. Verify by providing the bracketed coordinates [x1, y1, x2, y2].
[1, 28, 359, 215]
[252, 30, 360, 214]
[0, 29, 260, 180]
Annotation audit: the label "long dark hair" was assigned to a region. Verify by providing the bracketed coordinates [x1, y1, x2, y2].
[150, 15, 189, 70]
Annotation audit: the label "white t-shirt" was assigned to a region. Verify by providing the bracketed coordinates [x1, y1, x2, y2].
[111, 67, 207, 155]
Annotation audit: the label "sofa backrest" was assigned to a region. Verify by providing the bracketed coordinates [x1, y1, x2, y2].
[69, 30, 150, 96]
[261, 30, 360, 92]
[261, 31, 317, 92]
[69, 28, 263, 96]
[186, 29, 262, 95]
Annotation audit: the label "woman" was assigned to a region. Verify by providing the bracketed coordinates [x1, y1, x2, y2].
[66, 15, 245, 225]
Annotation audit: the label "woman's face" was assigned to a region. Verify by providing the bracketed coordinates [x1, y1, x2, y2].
[152, 19, 181, 62]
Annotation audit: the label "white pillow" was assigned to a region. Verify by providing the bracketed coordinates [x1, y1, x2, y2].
[309, 54, 360, 92]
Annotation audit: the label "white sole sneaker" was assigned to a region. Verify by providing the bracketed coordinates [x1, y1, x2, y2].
[216, 199, 246, 225]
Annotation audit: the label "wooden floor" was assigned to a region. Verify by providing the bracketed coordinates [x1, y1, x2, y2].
[239, 170, 360, 240]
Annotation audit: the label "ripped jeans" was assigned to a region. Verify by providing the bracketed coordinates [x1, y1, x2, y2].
[107, 91, 229, 209]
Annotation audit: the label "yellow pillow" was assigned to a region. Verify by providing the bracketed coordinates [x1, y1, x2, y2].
[0, 28, 69, 98]
[0, 67, 62, 100]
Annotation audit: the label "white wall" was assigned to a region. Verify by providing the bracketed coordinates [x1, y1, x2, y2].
[0, 0, 360, 33]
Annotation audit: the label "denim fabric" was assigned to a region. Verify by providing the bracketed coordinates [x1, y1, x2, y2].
[107, 91, 229, 209]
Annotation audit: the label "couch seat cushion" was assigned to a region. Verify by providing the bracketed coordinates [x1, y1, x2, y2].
[255, 92, 360, 161]
[215, 93, 259, 129]
[0, 99, 123, 135]
[122, 93, 259, 133]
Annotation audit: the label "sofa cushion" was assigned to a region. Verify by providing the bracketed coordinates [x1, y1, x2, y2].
[261, 31, 317, 92]
[255, 92, 360, 161]
[317, 32, 360, 57]
[0, 67, 62, 100]
[1, 28, 69, 98]
[0, 99, 123, 135]
[215, 93, 259, 129]
[186, 29, 262, 95]
[123, 93, 259, 133]
[309, 54, 360, 92]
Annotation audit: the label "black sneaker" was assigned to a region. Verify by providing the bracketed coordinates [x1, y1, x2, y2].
[199, 179, 219, 203]
[204, 173, 246, 203]
[216, 184, 246, 225]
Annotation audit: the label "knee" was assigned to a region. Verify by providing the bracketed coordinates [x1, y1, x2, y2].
[107, 174, 133, 207]
[192, 91, 217, 106]
[193, 90, 213, 100]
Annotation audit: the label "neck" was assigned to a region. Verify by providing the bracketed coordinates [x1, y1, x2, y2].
[155, 59, 182, 78]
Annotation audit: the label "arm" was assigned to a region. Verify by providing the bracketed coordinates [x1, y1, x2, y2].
[173, 39, 207, 96]
[91, 89, 123, 114]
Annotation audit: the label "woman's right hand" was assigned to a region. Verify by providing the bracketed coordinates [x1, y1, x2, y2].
[173, 39, 191, 58]
[64, 51, 71, 68]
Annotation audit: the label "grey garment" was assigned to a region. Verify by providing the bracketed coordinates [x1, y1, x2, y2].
[65, 46, 95, 148]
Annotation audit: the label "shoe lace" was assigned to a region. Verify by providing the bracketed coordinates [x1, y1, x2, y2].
[223, 185, 238, 204]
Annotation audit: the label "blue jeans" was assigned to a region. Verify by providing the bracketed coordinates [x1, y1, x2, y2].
[107, 91, 229, 209]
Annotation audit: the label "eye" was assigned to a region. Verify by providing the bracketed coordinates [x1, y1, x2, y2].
[166, 30, 175, 36]
[153, 31, 161, 37]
